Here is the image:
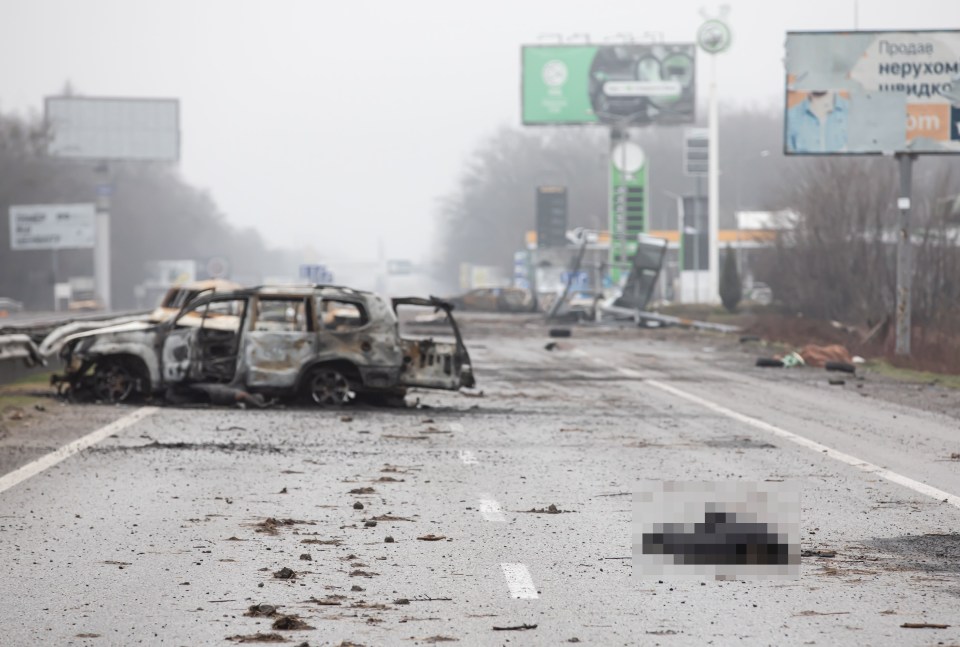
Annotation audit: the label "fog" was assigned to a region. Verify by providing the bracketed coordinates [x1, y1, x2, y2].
[1, 0, 957, 301]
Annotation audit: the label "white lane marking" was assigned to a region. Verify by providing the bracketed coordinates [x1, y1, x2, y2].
[623, 369, 960, 510]
[501, 563, 539, 599]
[459, 450, 478, 465]
[0, 406, 159, 495]
[479, 495, 506, 522]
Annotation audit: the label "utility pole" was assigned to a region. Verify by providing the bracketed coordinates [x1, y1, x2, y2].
[895, 153, 916, 355]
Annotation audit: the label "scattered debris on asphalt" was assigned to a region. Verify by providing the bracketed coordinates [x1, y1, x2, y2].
[493, 623, 537, 631]
[420, 636, 458, 643]
[825, 361, 856, 374]
[353, 502, 364, 510]
[274, 567, 296, 579]
[245, 604, 278, 617]
[300, 538, 342, 545]
[255, 518, 315, 535]
[522, 504, 565, 514]
[340, 415, 353, 422]
[385, 536, 395, 543]
[756, 358, 784, 368]
[795, 610, 850, 616]
[272, 615, 314, 630]
[372, 514, 414, 522]
[900, 622, 949, 629]
[349, 487, 376, 495]
[226, 633, 287, 643]
[801, 549, 837, 558]
[394, 598, 410, 605]
[299, 553, 312, 561]
[417, 534, 446, 541]
[799, 344, 853, 368]
[308, 596, 344, 606]
[544, 341, 558, 351]
[739, 335, 761, 343]
[349, 570, 379, 577]
[549, 328, 572, 338]
[364, 520, 377, 528]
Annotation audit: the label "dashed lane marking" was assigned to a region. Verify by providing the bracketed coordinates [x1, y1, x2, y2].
[0, 407, 159, 495]
[479, 495, 506, 522]
[620, 368, 960, 511]
[501, 563, 539, 599]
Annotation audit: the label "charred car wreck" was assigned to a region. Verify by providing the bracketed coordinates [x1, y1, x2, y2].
[53, 286, 475, 406]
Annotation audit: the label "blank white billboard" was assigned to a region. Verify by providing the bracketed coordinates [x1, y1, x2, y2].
[45, 97, 179, 161]
[9, 203, 96, 250]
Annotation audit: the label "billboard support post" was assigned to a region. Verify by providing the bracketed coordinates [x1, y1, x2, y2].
[697, 15, 733, 304]
[707, 54, 719, 303]
[895, 153, 916, 356]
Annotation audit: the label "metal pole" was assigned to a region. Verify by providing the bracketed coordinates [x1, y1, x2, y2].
[694, 177, 701, 302]
[895, 153, 915, 355]
[51, 248, 58, 311]
[707, 53, 720, 303]
[94, 164, 112, 311]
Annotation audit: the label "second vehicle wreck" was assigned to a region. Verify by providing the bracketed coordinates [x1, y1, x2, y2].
[53, 285, 475, 405]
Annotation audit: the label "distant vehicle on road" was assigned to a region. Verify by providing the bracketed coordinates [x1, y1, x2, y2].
[0, 297, 24, 316]
[54, 285, 475, 405]
[448, 287, 535, 313]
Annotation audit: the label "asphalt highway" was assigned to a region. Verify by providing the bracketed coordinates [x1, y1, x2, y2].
[1, 320, 958, 646]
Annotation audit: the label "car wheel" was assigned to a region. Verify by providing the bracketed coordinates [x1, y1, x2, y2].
[307, 367, 352, 406]
[94, 359, 137, 403]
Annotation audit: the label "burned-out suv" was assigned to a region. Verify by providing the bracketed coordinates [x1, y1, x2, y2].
[54, 285, 474, 405]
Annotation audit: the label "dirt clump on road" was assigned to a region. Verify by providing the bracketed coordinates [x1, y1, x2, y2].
[271, 614, 314, 630]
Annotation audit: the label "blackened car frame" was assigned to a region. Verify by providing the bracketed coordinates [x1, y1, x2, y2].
[53, 285, 474, 405]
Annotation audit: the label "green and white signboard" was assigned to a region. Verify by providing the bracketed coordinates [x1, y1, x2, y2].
[522, 44, 697, 126]
[609, 140, 648, 279]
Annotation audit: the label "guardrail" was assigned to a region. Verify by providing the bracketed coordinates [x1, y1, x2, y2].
[0, 309, 150, 367]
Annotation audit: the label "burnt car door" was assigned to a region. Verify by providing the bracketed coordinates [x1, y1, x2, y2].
[161, 295, 248, 384]
[243, 295, 316, 389]
[392, 297, 475, 390]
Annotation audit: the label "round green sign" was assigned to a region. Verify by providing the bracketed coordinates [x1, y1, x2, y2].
[697, 19, 732, 54]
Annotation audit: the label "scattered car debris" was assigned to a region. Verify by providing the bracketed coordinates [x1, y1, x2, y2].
[364, 521, 377, 528]
[350, 585, 364, 592]
[394, 598, 411, 605]
[544, 341, 558, 351]
[349, 487, 376, 495]
[828, 378, 846, 386]
[340, 415, 353, 422]
[349, 570, 379, 577]
[299, 553, 312, 561]
[384, 536, 395, 543]
[739, 335, 761, 343]
[801, 549, 837, 558]
[245, 604, 278, 617]
[549, 328, 572, 338]
[372, 514, 414, 522]
[226, 633, 288, 643]
[900, 622, 949, 629]
[417, 534, 447, 541]
[353, 502, 364, 510]
[755, 358, 784, 368]
[825, 361, 856, 374]
[799, 344, 853, 368]
[493, 623, 537, 631]
[308, 596, 344, 606]
[272, 615, 314, 631]
[420, 636, 458, 643]
[300, 538, 342, 545]
[522, 504, 564, 514]
[274, 567, 296, 579]
[255, 518, 315, 535]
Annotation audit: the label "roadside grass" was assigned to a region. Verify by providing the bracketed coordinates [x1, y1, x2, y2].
[0, 370, 56, 419]
[866, 359, 960, 390]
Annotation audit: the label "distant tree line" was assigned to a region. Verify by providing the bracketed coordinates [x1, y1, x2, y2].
[0, 109, 298, 310]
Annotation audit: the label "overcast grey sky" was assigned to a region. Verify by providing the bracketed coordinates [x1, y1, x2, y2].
[2, 0, 957, 265]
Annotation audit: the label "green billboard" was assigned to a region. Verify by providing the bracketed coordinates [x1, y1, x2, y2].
[522, 44, 697, 126]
